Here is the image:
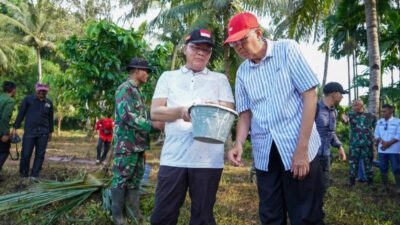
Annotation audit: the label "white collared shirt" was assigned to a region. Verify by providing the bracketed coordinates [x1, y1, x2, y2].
[374, 116, 400, 154]
[153, 66, 234, 168]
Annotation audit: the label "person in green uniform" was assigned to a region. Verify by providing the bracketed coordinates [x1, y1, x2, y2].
[111, 58, 163, 225]
[0, 81, 16, 181]
[343, 100, 376, 186]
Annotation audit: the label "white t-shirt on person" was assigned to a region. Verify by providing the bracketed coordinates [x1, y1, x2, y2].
[374, 117, 400, 154]
[152, 66, 234, 168]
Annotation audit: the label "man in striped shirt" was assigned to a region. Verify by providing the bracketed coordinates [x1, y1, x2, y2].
[225, 12, 324, 225]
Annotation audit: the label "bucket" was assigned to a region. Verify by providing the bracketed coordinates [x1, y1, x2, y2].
[189, 104, 238, 144]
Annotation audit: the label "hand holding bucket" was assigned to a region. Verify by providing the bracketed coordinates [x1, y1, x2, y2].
[189, 103, 238, 144]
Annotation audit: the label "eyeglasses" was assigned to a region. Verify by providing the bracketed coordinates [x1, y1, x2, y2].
[229, 35, 250, 47]
[188, 43, 212, 54]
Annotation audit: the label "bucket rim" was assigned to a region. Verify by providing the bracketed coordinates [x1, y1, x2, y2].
[189, 103, 238, 116]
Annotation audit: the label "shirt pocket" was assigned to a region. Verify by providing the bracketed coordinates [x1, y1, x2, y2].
[42, 104, 51, 115]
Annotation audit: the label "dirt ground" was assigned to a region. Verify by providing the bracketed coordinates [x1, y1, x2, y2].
[1, 131, 399, 225]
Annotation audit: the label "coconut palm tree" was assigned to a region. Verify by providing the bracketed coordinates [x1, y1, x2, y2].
[0, 31, 18, 73]
[364, 0, 381, 115]
[0, 0, 58, 82]
[269, 0, 338, 95]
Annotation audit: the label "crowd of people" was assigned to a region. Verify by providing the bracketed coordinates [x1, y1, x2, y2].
[0, 11, 399, 225]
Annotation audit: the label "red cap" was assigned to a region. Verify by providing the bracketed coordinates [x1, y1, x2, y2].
[224, 12, 259, 44]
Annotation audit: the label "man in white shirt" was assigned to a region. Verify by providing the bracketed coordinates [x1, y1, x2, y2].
[374, 104, 400, 192]
[150, 29, 234, 225]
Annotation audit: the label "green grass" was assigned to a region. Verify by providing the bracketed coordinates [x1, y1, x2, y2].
[0, 131, 399, 225]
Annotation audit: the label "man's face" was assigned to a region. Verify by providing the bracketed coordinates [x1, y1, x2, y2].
[10, 88, 16, 98]
[382, 107, 393, 119]
[36, 90, 47, 99]
[183, 43, 212, 72]
[352, 101, 363, 113]
[231, 29, 262, 60]
[136, 69, 149, 84]
[332, 92, 343, 105]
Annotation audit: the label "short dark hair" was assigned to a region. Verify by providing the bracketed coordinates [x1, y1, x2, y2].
[2, 81, 16, 93]
[382, 104, 394, 110]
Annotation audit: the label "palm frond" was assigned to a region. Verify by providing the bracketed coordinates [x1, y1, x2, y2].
[0, 172, 108, 224]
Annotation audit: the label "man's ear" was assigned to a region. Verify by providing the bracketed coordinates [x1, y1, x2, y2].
[182, 45, 188, 56]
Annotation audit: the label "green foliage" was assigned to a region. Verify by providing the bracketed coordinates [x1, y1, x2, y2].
[335, 104, 350, 144]
[60, 20, 148, 119]
[142, 43, 173, 104]
[60, 20, 170, 122]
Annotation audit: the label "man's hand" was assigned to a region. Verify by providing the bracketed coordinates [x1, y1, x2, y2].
[338, 146, 347, 161]
[152, 121, 165, 130]
[341, 114, 349, 123]
[291, 144, 310, 180]
[381, 141, 391, 149]
[228, 142, 244, 166]
[48, 133, 52, 142]
[11, 128, 17, 136]
[1, 135, 10, 143]
[181, 107, 191, 122]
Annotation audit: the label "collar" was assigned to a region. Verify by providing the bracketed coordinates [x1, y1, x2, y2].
[127, 78, 138, 87]
[384, 116, 394, 122]
[249, 39, 274, 67]
[319, 99, 335, 111]
[180, 66, 209, 75]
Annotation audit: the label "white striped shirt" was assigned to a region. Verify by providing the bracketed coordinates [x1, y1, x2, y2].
[235, 39, 321, 171]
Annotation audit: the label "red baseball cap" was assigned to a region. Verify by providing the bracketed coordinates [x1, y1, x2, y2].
[224, 12, 260, 44]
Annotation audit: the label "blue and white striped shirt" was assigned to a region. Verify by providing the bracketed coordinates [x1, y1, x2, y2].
[235, 39, 321, 171]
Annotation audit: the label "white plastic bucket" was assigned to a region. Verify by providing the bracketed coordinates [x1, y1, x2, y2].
[189, 104, 238, 144]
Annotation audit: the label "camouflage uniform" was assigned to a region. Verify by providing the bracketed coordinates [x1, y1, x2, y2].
[348, 111, 376, 182]
[111, 79, 152, 190]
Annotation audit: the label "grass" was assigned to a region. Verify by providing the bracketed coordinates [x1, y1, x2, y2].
[0, 131, 399, 225]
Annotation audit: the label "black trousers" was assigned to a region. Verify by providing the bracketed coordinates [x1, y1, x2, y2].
[0, 141, 10, 171]
[150, 166, 223, 225]
[256, 142, 325, 225]
[96, 138, 110, 161]
[20, 134, 49, 178]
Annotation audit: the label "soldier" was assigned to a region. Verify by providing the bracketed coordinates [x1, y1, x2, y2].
[111, 58, 163, 225]
[0, 81, 17, 181]
[343, 100, 376, 186]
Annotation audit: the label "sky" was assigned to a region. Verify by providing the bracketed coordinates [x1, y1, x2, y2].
[113, 6, 399, 106]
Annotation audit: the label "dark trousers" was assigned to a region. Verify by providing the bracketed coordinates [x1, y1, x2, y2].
[379, 153, 400, 175]
[20, 134, 49, 177]
[256, 142, 325, 225]
[96, 139, 110, 161]
[150, 166, 223, 225]
[318, 155, 331, 195]
[0, 141, 10, 171]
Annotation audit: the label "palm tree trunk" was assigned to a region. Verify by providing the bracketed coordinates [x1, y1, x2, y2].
[321, 42, 330, 97]
[365, 0, 381, 116]
[347, 54, 351, 105]
[37, 47, 42, 82]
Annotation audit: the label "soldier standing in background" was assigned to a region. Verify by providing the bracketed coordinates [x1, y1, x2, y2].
[111, 58, 163, 225]
[343, 100, 376, 186]
[0, 81, 17, 181]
